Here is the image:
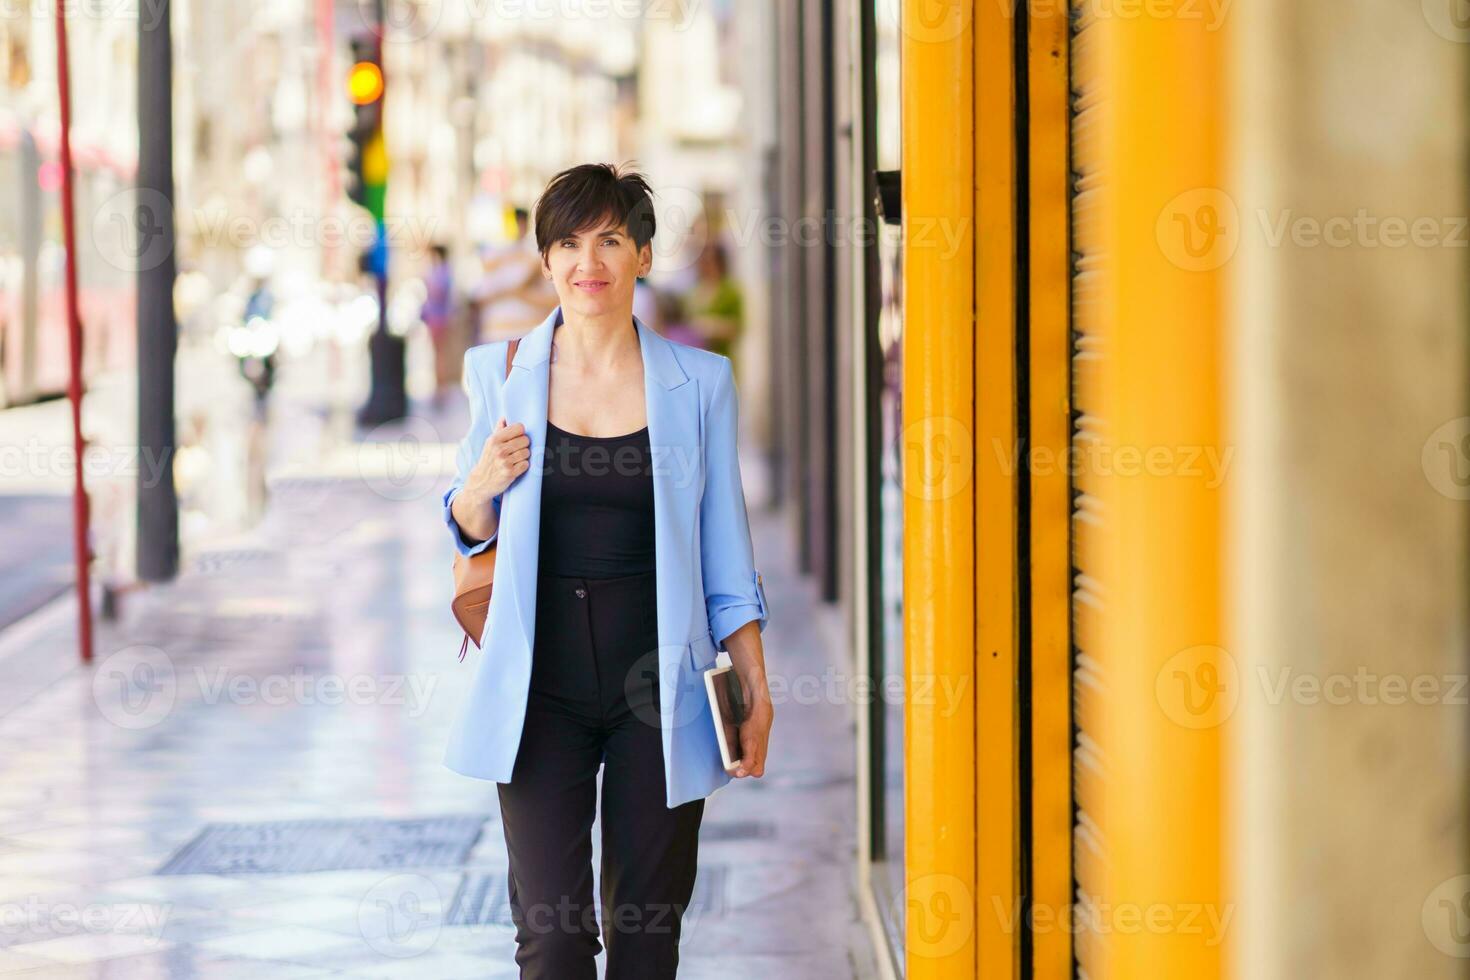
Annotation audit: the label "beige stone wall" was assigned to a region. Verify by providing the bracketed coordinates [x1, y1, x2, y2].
[1230, 2, 1469, 976]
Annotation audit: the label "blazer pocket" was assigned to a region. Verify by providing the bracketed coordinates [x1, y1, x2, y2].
[688, 631, 718, 672]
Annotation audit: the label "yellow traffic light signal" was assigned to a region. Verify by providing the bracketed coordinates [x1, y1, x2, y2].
[347, 61, 383, 105]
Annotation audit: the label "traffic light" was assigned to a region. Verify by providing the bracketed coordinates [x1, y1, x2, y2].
[345, 34, 386, 221]
[345, 15, 404, 428]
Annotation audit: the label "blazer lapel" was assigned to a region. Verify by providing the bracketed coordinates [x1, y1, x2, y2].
[637, 315, 701, 665]
[496, 309, 555, 650]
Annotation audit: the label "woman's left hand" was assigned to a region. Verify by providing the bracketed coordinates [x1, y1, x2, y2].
[734, 675, 773, 778]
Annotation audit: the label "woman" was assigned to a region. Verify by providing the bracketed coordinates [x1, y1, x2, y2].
[441, 163, 775, 978]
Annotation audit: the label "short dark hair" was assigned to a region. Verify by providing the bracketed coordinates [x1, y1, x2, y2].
[533, 163, 657, 260]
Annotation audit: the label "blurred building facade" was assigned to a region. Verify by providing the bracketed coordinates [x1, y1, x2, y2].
[0, 2, 136, 406]
[389, 2, 640, 251]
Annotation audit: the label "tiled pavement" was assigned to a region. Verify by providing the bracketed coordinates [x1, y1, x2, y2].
[0, 400, 880, 978]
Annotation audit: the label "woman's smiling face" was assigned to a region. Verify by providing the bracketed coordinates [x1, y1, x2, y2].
[542, 215, 652, 319]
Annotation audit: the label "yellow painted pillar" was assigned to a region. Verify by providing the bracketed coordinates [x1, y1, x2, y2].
[1027, 1, 1075, 976]
[902, 0, 976, 976]
[974, 0, 1020, 975]
[1071, 1, 1229, 977]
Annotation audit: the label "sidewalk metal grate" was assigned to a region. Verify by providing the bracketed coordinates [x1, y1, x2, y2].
[192, 549, 275, 575]
[688, 862, 728, 917]
[155, 816, 487, 875]
[700, 820, 775, 841]
[446, 864, 729, 928]
[445, 871, 515, 927]
[763, 769, 855, 790]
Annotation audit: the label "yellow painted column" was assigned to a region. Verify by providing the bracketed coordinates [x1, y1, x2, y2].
[1026, 1, 1074, 976]
[1071, 1, 1229, 976]
[902, 0, 976, 976]
[974, 0, 1020, 976]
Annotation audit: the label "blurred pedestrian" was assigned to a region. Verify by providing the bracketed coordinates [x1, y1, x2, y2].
[654, 288, 706, 350]
[632, 275, 659, 331]
[684, 241, 744, 368]
[469, 207, 555, 342]
[422, 243, 456, 410]
[236, 247, 279, 410]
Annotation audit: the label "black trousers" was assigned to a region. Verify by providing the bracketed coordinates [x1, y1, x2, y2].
[496, 568, 704, 979]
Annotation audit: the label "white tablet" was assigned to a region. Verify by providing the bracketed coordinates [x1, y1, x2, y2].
[703, 663, 747, 773]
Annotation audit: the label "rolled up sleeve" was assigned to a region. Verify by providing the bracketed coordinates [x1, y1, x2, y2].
[444, 486, 501, 557]
[443, 347, 503, 558]
[699, 358, 769, 651]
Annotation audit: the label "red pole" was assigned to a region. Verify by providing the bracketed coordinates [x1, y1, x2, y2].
[54, 2, 93, 662]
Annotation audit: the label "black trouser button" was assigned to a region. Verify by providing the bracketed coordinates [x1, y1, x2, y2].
[574, 587, 587, 598]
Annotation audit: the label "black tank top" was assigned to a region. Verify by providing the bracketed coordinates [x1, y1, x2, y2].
[537, 419, 656, 578]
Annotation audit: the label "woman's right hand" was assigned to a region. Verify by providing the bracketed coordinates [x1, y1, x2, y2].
[468, 417, 530, 498]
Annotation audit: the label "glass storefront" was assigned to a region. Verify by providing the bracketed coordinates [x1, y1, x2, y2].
[865, 0, 904, 967]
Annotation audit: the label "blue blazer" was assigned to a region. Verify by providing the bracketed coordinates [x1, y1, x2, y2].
[441, 306, 770, 807]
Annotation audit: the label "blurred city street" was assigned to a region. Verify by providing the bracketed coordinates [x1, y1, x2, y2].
[0, 377, 880, 978]
[6, 0, 1464, 975]
[0, 2, 895, 971]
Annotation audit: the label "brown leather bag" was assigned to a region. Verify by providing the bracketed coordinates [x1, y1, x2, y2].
[451, 338, 519, 661]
